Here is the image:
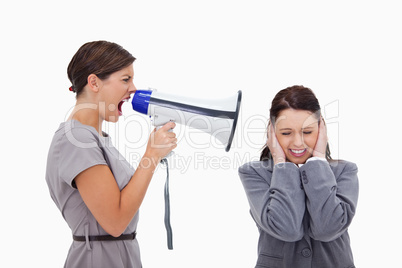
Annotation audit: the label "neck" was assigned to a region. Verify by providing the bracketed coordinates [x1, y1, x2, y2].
[68, 99, 104, 136]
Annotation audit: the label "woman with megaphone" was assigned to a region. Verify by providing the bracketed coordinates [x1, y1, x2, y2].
[238, 85, 359, 268]
[45, 41, 177, 268]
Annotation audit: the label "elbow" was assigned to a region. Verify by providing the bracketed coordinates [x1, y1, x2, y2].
[261, 226, 303, 242]
[260, 217, 304, 242]
[276, 227, 304, 242]
[310, 212, 354, 242]
[100, 210, 135, 237]
[309, 229, 342, 242]
[309, 224, 349, 242]
[105, 226, 125, 238]
[101, 221, 129, 238]
[109, 230, 124, 238]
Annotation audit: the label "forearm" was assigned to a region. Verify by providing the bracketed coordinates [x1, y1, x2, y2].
[264, 163, 306, 241]
[114, 153, 159, 234]
[239, 162, 306, 242]
[76, 124, 177, 237]
[301, 160, 358, 241]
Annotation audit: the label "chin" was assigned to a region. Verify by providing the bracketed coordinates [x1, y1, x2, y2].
[289, 159, 307, 165]
[287, 155, 311, 165]
[106, 116, 119, 123]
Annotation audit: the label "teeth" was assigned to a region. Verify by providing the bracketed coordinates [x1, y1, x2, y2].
[124, 98, 129, 102]
[291, 149, 305, 154]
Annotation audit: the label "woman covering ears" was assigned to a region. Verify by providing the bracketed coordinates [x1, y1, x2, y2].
[238, 85, 358, 268]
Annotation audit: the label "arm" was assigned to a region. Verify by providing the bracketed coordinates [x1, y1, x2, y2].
[238, 121, 305, 241]
[75, 122, 177, 237]
[302, 116, 359, 241]
[239, 162, 305, 242]
[300, 160, 358, 242]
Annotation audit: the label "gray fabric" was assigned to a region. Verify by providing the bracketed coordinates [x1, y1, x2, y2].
[46, 120, 141, 268]
[239, 159, 358, 268]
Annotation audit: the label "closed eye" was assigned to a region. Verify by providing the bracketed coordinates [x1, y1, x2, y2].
[303, 131, 312, 135]
[281, 132, 291, 136]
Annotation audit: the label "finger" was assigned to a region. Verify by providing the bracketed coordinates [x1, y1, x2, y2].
[319, 116, 326, 127]
[164, 134, 178, 144]
[171, 139, 178, 147]
[269, 121, 277, 140]
[320, 117, 327, 133]
[161, 121, 176, 131]
[268, 121, 273, 137]
[166, 131, 176, 138]
[166, 139, 178, 149]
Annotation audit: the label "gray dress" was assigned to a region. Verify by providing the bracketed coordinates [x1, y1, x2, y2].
[46, 120, 141, 268]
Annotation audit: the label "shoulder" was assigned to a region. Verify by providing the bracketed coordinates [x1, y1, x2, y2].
[328, 159, 358, 179]
[238, 160, 273, 177]
[329, 159, 358, 172]
[58, 121, 103, 149]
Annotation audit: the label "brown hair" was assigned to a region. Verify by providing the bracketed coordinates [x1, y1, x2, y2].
[67, 41, 136, 97]
[260, 85, 331, 161]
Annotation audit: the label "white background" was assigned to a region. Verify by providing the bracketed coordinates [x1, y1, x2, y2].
[1, 0, 401, 267]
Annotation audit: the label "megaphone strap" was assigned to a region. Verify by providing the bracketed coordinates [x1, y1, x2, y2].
[161, 158, 173, 250]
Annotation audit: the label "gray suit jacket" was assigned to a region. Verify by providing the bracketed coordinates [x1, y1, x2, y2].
[238, 159, 358, 268]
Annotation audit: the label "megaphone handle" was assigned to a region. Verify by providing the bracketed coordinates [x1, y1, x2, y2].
[155, 124, 175, 159]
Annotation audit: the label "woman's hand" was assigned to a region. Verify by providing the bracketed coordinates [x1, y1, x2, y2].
[267, 121, 286, 165]
[144, 121, 178, 162]
[312, 116, 328, 159]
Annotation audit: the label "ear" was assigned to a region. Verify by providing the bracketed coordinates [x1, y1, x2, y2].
[87, 74, 101, 93]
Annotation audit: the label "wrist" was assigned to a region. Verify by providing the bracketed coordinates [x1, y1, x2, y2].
[312, 151, 326, 159]
[140, 152, 160, 170]
[273, 156, 286, 165]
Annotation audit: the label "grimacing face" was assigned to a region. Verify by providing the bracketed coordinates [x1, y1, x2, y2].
[274, 108, 319, 165]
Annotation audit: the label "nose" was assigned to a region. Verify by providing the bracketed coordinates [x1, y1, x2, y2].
[129, 82, 137, 94]
[293, 133, 304, 148]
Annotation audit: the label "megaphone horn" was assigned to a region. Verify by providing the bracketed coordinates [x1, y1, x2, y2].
[132, 89, 242, 152]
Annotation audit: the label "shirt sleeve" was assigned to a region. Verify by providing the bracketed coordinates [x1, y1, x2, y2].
[238, 162, 305, 242]
[299, 160, 359, 242]
[58, 127, 108, 188]
[306, 156, 327, 163]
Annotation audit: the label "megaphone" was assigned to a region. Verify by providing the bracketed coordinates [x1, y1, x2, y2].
[131, 88, 242, 250]
[131, 89, 242, 152]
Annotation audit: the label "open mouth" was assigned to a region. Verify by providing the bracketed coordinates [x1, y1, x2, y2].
[289, 148, 307, 157]
[118, 97, 130, 116]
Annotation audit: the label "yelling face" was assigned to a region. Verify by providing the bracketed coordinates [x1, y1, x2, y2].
[274, 108, 319, 165]
[97, 64, 137, 122]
